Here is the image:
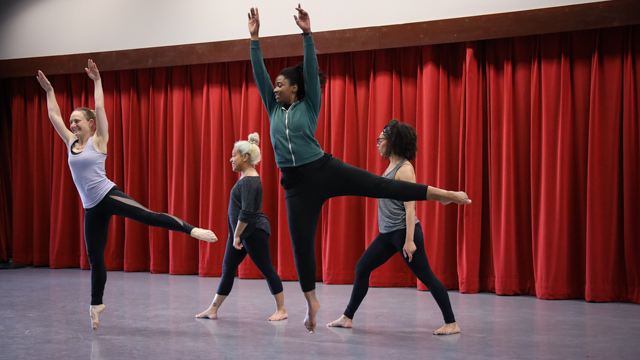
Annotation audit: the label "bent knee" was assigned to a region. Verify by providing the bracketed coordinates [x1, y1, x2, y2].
[354, 263, 374, 278]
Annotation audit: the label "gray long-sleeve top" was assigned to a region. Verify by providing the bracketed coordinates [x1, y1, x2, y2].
[227, 176, 271, 241]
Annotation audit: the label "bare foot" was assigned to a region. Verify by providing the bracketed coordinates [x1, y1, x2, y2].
[439, 191, 471, 205]
[195, 307, 218, 320]
[191, 228, 218, 243]
[303, 299, 321, 333]
[90, 304, 105, 331]
[433, 322, 460, 335]
[268, 308, 288, 321]
[327, 315, 352, 328]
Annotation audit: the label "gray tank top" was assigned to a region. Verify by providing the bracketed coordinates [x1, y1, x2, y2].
[378, 159, 419, 234]
[68, 137, 115, 209]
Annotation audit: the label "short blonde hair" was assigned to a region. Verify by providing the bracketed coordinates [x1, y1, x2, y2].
[234, 133, 261, 166]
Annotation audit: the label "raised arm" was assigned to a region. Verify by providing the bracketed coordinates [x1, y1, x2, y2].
[295, 4, 321, 116]
[85, 59, 109, 150]
[249, 7, 277, 115]
[36, 71, 75, 146]
[248, 7, 260, 41]
[294, 3, 311, 34]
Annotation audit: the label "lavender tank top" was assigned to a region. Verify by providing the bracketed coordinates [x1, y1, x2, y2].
[378, 159, 419, 234]
[68, 137, 115, 209]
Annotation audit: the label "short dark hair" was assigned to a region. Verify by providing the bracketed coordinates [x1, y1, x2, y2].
[381, 119, 418, 161]
[278, 62, 327, 101]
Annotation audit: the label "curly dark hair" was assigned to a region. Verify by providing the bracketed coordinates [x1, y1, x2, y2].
[380, 119, 418, 161]
[278, 62, 328, 101]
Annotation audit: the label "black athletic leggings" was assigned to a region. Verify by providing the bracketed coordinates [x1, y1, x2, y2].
[84, 186, 195, 305]
[217, 228, 283, 296]
[279, 154, 429, 293]
[343, 223, 456, 324]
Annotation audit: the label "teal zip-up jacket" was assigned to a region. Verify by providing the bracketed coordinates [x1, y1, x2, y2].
[250, 35, 325, 168]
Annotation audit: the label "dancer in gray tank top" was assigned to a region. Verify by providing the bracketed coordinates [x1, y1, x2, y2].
[327, 120, 461, 335]
[37, 60, 218, 331]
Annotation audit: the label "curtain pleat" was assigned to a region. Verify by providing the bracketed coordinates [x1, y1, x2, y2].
[2, 26, 638, 304]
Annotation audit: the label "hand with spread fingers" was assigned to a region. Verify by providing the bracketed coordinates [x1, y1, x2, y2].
[248, 7, 260, 40]
[294, 3, 311, 33]
[85, 59, 101, 81]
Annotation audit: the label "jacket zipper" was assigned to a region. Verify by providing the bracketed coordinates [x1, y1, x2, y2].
[283, 105, 296, 166]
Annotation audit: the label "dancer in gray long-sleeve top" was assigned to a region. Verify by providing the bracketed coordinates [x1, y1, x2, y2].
[196, 133, 287, 321]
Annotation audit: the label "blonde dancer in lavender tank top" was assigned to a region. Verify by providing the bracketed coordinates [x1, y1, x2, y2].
[37, 60, 218, 331]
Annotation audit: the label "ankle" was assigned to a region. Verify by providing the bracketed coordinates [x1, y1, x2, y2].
[427, 187, 445, 201]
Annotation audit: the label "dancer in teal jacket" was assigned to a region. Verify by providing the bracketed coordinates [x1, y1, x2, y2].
[248, 4, 471, 333]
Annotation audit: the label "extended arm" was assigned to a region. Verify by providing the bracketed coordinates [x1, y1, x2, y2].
[248, 7, 277, 115]
[295, 4, 322, 116]
[36, 71, 75, 146]
[248, 7, 260, 41]
[85, 60, 109, 151]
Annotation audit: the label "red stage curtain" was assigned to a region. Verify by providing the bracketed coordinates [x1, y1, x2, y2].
[0, 79, 12, 262]
[2, 26, 638, 304]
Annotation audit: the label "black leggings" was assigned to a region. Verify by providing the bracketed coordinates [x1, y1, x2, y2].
[217, 228, 283, 296]
[84, 186, 195, 305]
[280, 154, 429, 292]
[343, 223, 456, 324]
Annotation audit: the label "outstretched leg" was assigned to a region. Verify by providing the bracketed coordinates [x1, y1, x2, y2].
[104, 187, 217, 242]
[324, 156, 471, 205]
[426, 187, 471, 205]
[190, 228, 218, 242]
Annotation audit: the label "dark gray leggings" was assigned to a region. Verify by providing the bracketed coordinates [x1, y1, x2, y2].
[217, 228, 283, 296]
[84, 186, 194, 305]
[280, 154, 430, 293]
[343, 223, 456, 324]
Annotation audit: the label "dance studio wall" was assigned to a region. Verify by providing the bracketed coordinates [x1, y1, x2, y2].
[0, 0, 603, 60]
[1, 25, 639, 304]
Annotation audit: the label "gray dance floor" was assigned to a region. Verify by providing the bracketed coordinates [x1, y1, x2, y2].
[1, 268, 639, 360]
